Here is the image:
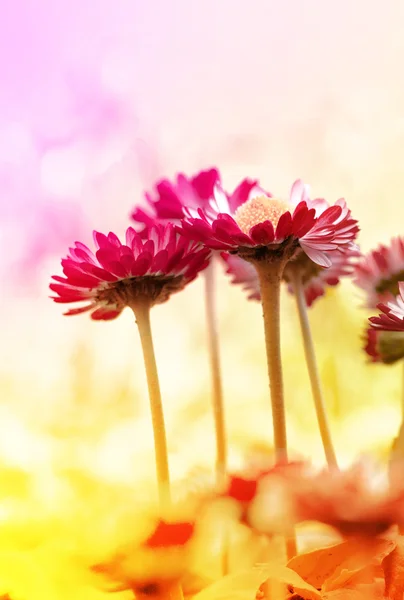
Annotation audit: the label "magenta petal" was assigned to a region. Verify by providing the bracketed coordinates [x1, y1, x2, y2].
[107, 261, 128, 278]
[291, 205, 316, 237]
[143, 239, 155, 255]
[211, 223, 241, 247]
[95, 248, 120, 271]
[227, 178, 259, 212]
[125, 227, 138, 248]
[107, 232, 122, 247]
[61, 266, 102, 288]
[155, 199, 184, 219]
[275, 212, 293, 239]
[214, 215, 252, 245]
[180, 219, 214, 241]
[249, 221, 275, 244]
[94, 231, 111, 249]
[50, 283, 92, 299]
[51, 275, 70, 284]
[64, 304, 94, 316]
[191, 168, 220, 200]
[152, 250, 169, 272]
[156, 180, 180, 204]
[130, 207, 156, 232]
[119, 245, 134, 258]
[80, 263, 117, 282]
[91, 307, 122, 321]
[133, 252, 153, 275]
[72, 247, 97, 264]
[165, 248, 186, 272]
[120, 254, 135, 274]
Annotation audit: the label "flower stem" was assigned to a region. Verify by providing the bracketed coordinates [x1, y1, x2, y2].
[401, 360, 404, 419]
[131, 299, 171, 507]
[169, 582, 184, 600]
[254, 260, 288, 463]
[289, 268, 338, 469]
[204, 261, 227, 483]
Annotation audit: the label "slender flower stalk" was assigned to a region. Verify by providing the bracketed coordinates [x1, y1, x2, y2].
[253, 259, 288, 462]
[401, 361, 404, 419]
[289, 266, 338, 469]
[131, 169, 259, 482]
[204, 260, 227, 483]
[131, 298, 171, 507]
[50, 224, 211, 510]
[167, 582, 184, 600]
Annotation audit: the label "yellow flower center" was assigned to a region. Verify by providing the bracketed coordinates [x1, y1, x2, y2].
[234, 195, 291, 235]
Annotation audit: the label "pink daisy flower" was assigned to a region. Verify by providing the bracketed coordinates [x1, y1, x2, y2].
[281, 463, 404, 537]
[223, 248, 357, 307]
[363, 327, 404, 364]
[92, 518, 196, 597]
[50, 224, 211, 320]
[179, 179, 358, 268]
[369, 282, 404, 332]
[131, 167, 260, 233]
[354, 236, 404, 308]
[220, 463, 305, 533]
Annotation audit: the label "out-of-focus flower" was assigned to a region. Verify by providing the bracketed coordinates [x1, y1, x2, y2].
[145, 520, 195, 548]
[131, 167, 260, 233]
[363, 327, 404, 364]
[280, 463, 404, 537]
[221, 255, 261, 300]
[223, 247, 358, 306]
[221, 464, 303, 535]
[92, 518, 196, 597]
[354, 237, 404, 307]
[50, 224, 211, 320]
[369, 282, 404, 332]
[180, 179, 358, 268]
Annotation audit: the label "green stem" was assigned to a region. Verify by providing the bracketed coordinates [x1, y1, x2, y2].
[254, 260, 288, 463]
[289, 268, 338, 469]
[204, 261, 227, 483]
[131, 299, 171, 507]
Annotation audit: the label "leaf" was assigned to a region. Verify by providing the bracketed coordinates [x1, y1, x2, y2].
[287, 537, 395, 592]
[324, 537, 396, 591]
[192, 565, 320, 600]
[322, 581, 384, 599]
[383, 535, 404, 600]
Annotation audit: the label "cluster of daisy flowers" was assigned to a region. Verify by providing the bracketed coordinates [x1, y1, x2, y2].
[47, 167, 404, 600]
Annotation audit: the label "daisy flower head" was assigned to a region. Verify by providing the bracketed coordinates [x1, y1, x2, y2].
[131, 167, 260, 233]
[281, 462, 404, 537]
[50, 223, 211, 320]
[92, 517, 196, 597]
[369, 282, 404, 332]
[354, 236, 404, 307]
[222, 246, 358, 307]
[221, 463, 304, 534]
[180, 179, 358, 269]
[363, 327, 404, 364]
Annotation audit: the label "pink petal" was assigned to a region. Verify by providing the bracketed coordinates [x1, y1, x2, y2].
[133, 252, 153, 275]
[249, 222, 275, 245]
[152, 250, 169, 272]
[275, 212, 293, 239]
[191, 168, 220, 200]
[91, 307, 122, 321]
[300, 244, 332, 267]
[64, 304, 94, 316]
